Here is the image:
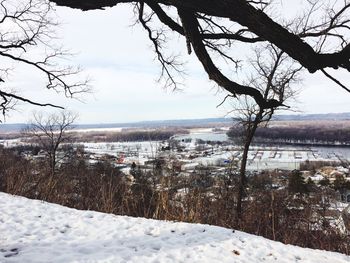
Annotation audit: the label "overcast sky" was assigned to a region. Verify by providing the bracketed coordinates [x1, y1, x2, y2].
[4, 2, 350, 124]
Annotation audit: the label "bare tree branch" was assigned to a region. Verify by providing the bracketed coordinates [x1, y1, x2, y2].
[136, 1, 184, 90]
[0, 0, 89, 119]
[47, 0, 350, 108]
[321, 69, 350, 93]
[23, 110, 77, 176]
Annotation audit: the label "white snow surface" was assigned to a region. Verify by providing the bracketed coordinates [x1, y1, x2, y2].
[1, 193, 349, 263]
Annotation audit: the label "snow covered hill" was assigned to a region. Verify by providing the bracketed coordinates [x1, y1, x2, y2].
[0, 193, 349, 263]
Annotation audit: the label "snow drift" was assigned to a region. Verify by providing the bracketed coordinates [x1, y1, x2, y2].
[0, 192, 349, 263]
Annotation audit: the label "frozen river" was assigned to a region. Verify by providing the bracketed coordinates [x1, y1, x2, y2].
[174, 131, 350, 163]
[175, 129, 350, 170]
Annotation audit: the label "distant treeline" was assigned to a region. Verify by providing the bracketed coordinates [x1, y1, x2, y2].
[70, 129, 190, 142]
[227, 126, 350, 145]
[0, 133, 21, 140]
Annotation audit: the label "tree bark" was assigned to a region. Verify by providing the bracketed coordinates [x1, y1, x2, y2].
[235, 110, 262, 226]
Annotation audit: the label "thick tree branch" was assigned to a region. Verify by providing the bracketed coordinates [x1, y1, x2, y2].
[49, 0, 350, 73]
[177, 9, 281, 110]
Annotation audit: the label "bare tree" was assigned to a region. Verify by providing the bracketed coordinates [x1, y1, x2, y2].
[48, 0, 350, 107]
[0, 0, 88, 119]
[224, 43, 302, 224]
[24, 110, 77, 177]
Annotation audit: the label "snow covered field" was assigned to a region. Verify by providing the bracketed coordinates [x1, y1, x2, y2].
[1, 193, 349, 263]
[80, 141, 162, 165]
[81, 141, 161, 157]
[69, 127, 125, 133]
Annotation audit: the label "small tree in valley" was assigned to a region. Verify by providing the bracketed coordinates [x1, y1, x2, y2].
[24, 110, 77, 177]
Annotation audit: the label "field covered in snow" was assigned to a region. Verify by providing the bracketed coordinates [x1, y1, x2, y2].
[1, 193, 350, 263]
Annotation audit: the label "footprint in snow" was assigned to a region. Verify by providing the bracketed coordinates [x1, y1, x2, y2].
[145, 227, 160, 237]
[152, 245, 161, 251]
[85, 214, 94, 219]
[2, 248, 19, 258]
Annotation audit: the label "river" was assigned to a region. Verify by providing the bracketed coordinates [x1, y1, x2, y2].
[174, 131, 350, 160]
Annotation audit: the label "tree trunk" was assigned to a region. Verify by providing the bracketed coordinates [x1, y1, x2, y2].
[235, 111, 262, 227]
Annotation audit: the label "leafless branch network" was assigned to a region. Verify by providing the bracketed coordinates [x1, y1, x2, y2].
[0, 0, 89, 121]
[40, 0, 350, 111]
[135, 2, 185, 91]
